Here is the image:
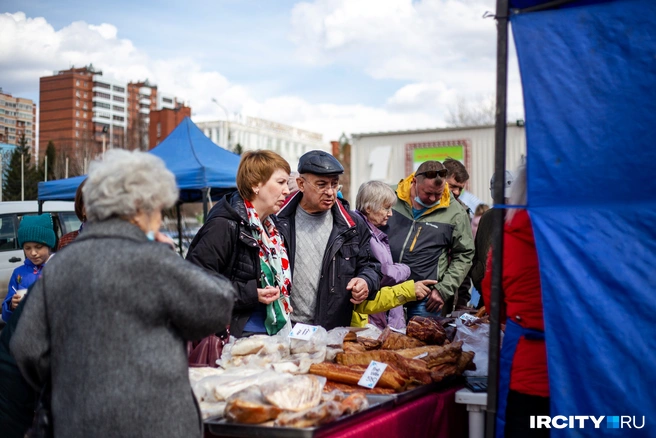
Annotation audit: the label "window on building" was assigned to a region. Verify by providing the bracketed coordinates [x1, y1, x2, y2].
[95, 82, 110, 89]
[84, 122, 87, 128]
[83, 103, 88, 109]
[76, 91, 81, 97]
[84, 81, 88, 87]
[93, 102, 111, 109]
[84, 92, 88, 98]
[157, 122, 161, 138]
[76, 80, 80, 86]
[113, 85, 125, 93]
[113, 95, 125, 103]
[76, 131, 79, 137]
[83, 112, 87, 118]
[76, 120, 80, 127]
[163, 98, 173, 104]
[112, 105, 124, 112]
[94, 92, 111, 99]
[113, 115, 125, 122]
[76, 111, 80, 117]
[76, 100, 80, 107]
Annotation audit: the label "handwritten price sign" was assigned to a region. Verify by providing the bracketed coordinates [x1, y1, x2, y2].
[358, 360, 388, 389]
[289, 323, 319, 341]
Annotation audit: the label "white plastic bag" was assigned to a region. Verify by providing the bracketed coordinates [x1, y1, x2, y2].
[453, 318, 501, 376]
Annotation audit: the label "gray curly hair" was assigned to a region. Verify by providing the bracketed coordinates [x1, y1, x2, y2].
[83, 149, 179, 222]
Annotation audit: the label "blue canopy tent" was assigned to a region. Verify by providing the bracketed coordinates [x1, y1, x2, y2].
[38, 117, 241, 254]
[38, 117, 240, 205]
[487, 0, 655, 436]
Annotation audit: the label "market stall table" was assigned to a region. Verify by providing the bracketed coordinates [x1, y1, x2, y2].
[204, 385, 468, 438]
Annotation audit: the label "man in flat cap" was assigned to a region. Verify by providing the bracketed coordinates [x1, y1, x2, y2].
[277, 150, 381, 330]
[381, 160, 474, 317]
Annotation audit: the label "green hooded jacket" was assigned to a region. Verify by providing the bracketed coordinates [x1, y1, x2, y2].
[381, 173, 475, 309]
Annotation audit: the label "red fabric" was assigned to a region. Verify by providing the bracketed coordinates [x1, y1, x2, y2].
[318, 386, 466, 438]
[204, 386, 467, 438]
[481, 210, 549, 397]
[57, 230, 80, 251]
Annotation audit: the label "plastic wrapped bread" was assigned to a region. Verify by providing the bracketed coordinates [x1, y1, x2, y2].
[260, 375, 325, 412]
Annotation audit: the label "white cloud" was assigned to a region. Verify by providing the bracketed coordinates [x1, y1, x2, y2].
[0, 6, 524, 145]
[289, 0, 524, 123]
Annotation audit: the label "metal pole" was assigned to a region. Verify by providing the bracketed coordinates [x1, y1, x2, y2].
[103, 134, 106, 155]
[21, 153, 24, 201]
[176, 203, 183, 257]
[486, 0, 509, 437]
[65, 157, 69, 179]
[202, 188, 209, 221]
[211, 98, 232, 151]
[45, 155, 48, 182]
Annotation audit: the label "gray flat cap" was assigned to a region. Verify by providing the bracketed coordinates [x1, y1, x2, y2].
[298, 150, 344, 175]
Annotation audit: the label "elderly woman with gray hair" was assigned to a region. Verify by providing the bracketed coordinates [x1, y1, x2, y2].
[352, 181, 436, 329]
[10, 150, 234, 438]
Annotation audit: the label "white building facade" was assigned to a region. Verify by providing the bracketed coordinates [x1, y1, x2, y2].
[196, 116, 328, 170]
[350, 124, 527, 205]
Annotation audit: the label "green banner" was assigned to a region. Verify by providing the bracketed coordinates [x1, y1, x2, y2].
[413, 146, 464, 164]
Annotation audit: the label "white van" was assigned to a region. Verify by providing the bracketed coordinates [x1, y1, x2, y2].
[0, 201, 81, 319]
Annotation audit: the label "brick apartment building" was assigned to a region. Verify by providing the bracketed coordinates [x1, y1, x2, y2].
[39, 65, 188, 176]
[149, 106, 192, 148]
[0, 88, 37, 158]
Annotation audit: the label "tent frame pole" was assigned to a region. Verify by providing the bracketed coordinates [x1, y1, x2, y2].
[486, 0, 509, 437]
[176, 203, 183, 257]
[202, 188, 210, 221]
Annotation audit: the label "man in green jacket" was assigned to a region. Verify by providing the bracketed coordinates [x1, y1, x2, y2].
[381, 160, 475, 317]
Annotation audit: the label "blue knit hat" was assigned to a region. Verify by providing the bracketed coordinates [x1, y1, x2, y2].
[18, 214, 56, 249]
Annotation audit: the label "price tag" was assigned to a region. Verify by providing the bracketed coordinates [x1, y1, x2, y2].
[358, 360, 388, 389]
[289, 323, 319, 341]
[413, 352, 429, 360]
[388, 326, 405, 334]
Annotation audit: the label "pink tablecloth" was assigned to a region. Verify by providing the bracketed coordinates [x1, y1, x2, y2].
[318, 386, 468, 438]
[205, 385, 468, 438]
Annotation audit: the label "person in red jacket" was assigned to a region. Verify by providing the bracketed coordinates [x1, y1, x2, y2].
[482, 164, 549, 438]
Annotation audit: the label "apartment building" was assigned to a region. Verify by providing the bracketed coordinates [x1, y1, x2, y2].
[0, 88, 37, 158]
[39, 65, 186, 176]
[196, 115, 328, 169]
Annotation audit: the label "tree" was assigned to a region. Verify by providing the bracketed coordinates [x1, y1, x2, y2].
[2, 133, 41, 200]
[233, 143, 243, 155]
[445, 95, 496, 127]
[45, 141, 56, 181]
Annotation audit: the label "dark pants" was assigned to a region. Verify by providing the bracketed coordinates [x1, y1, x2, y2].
[505, 390, 550, 438]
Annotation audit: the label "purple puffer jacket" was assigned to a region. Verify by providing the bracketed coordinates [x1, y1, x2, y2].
[353, 211, 411, 329]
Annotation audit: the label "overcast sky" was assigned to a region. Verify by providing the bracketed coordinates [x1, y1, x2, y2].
[0, 0, 524, 143]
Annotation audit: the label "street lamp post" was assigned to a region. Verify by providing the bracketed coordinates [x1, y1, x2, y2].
[211, 98, 232, 151]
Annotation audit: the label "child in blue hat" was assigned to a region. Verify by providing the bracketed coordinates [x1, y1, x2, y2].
[1, 214, 55, 322]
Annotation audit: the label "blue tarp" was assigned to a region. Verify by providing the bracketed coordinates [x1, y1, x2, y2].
[38, 117, 240, 202]
[512, 0, 656, 435]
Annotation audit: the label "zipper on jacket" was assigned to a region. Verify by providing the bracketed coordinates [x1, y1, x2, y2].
[331, 256, 336, 292]
[399, 220, 417, 263]
[408, 226, 422, 252]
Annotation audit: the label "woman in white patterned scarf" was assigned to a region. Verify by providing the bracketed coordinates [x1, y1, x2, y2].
[187, 150, 293, 337]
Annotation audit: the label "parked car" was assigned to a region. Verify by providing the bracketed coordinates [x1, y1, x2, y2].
[0, 201, 81, 325]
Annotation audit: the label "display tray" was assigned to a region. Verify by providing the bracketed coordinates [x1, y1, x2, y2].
[205, 394, 395, 438]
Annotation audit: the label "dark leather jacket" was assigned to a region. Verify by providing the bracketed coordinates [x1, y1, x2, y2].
[276, 192, 381, 330]
[186, 192, 263, 337]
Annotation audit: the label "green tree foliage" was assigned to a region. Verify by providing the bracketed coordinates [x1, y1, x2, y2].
[45, 141, 56, 181]
[233, 143, 243, 155]
[2, 133, 41, 200]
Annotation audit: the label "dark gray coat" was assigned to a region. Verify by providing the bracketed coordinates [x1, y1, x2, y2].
[10, 219, 234, 438]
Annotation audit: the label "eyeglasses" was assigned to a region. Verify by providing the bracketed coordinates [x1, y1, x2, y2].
[301, 177, 340, 194]
[416, 169, 448, 179]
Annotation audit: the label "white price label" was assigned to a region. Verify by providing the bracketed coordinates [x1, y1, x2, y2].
[289, 323, 319, 341]
[459, 313, 478, 323]
[357, 360, 388, 389]
[413, 352, 429, 360]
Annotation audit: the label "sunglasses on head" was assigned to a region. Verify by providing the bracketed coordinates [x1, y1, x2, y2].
[416, 169, 447, 179]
